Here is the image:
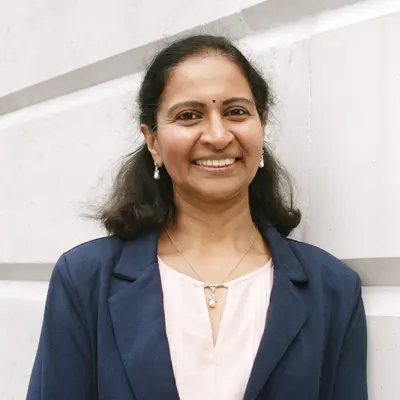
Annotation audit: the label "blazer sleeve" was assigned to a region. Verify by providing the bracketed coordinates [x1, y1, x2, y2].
[26, 255, 95, 400]
[332, 277, 368, 400]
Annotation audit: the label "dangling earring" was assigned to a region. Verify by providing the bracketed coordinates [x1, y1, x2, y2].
[259, 149, 264, 168]
[154, 162, 160, 180]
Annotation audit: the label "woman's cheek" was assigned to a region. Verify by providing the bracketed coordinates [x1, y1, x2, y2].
[159, 128, 195, 166]
[236, 125, 263, 153]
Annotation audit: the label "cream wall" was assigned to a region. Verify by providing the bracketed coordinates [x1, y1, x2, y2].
[1, 0, 399, 399]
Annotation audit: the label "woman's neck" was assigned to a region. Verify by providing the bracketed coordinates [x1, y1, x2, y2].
[166, 193, 257, 253]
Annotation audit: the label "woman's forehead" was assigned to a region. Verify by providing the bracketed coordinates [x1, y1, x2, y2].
[162, 55, 252, 101]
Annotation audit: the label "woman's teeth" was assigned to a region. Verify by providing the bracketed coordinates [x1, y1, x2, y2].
[194, 158, 236, 167]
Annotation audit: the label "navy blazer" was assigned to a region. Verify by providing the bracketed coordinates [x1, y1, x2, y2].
[27, 220, 368, 400]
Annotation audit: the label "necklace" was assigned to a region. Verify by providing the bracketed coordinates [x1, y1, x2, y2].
[164, 227, 258, 308]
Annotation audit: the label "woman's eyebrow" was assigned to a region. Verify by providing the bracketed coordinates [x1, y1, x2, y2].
[167, 101, 205, 115]
[222, 97, 255, 106]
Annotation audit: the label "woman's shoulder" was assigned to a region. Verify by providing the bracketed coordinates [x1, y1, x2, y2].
[63, 235, 124, 261]
[52, 235, 125, 287]
[286, 237, 362, 295]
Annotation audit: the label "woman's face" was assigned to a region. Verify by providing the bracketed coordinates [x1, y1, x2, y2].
[143, 54, 265, 203]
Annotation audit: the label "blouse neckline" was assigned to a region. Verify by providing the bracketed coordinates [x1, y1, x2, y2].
[158, 256, 273, 287]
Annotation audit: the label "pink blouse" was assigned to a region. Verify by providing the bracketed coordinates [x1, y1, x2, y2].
[158, 257, 274, 400]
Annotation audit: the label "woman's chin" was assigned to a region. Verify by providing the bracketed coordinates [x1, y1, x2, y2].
[191, 184, 247, 204]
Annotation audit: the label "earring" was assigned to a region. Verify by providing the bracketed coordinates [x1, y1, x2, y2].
[154, 162, 160, 180]
[259, 149, 264, 168]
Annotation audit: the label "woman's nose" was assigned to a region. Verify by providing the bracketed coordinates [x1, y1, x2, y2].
[199, 114, 233, 150]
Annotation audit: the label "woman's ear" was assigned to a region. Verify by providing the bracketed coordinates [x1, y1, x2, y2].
[140, 124, 163, 167]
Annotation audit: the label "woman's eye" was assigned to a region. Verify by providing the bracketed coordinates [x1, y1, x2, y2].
[226, 108, 248, 117]
[177, 111, 200, 121]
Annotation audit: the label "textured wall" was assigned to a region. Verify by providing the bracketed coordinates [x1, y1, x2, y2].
[1, 0, 400, 398]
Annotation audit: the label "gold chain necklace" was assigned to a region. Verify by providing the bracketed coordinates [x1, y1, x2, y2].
[164, 227, 258, 308]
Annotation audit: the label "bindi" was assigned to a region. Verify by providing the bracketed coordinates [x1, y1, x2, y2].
[212, 99, 216, 103]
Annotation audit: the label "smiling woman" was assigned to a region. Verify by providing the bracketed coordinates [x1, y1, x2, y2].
[100, 35, 300, 240]
[27, 35, 367, 400]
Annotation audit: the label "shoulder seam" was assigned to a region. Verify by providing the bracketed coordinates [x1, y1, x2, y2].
[63, 235, 119, 255]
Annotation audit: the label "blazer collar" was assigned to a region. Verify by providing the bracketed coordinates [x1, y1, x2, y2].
[112, 230, 159, 280]
[255, 217, 308, 283]
[108, 229, 179, 400]
[108, 221, 308, 400]
[244, 218, 308, 399]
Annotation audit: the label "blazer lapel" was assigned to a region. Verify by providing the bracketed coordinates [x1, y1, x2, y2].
[244, 220, 309, 400]
[108, 231, 179, 400]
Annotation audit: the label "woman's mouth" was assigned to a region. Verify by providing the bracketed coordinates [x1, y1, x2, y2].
[192, 158, 238, 168]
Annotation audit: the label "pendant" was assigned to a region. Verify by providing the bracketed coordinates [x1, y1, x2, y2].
[207, 285, 218, 308]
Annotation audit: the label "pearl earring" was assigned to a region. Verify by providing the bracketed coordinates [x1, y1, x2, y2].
[154, 162, 160, 180]
[259, 149, 264, 168]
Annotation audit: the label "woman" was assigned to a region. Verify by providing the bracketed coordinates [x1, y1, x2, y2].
[27, 35, 367, 400]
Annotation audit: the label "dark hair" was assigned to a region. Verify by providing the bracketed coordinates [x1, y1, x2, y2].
[99, 35, 301, 239]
